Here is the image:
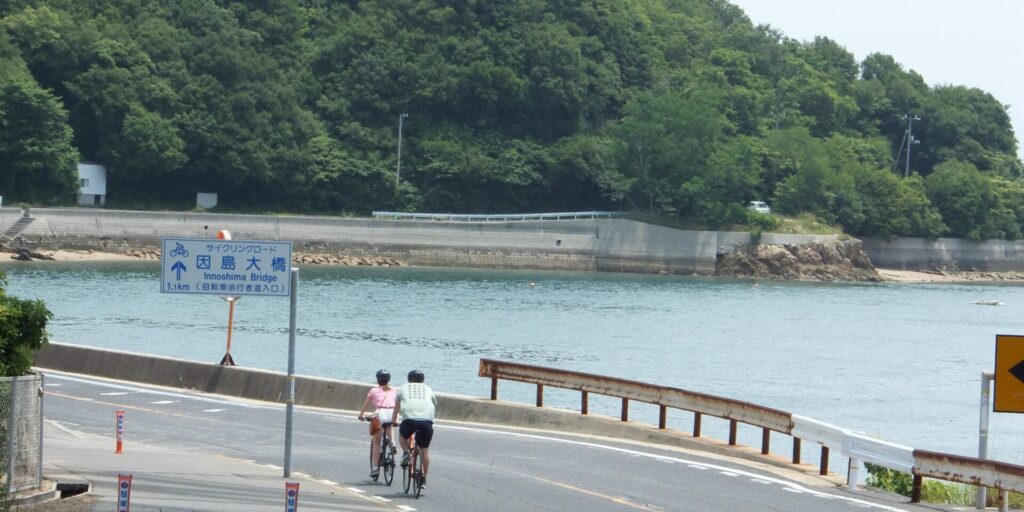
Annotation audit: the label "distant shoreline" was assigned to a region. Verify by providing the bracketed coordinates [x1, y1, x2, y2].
[7, 248, 1023, 284]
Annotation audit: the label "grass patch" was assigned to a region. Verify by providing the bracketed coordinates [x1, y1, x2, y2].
[864, 463, 1024, 508]
[771, 213, 844, 235]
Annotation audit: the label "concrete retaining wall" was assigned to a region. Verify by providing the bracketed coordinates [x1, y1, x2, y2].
[7, 208, 852, 274]
[32, 343, 822, 472]
[861, 237, 1024, 272]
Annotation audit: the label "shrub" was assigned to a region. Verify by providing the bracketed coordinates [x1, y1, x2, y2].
[0, 271, 51, 376]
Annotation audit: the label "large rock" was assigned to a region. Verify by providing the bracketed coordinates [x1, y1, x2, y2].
[715, 239, 881, 282]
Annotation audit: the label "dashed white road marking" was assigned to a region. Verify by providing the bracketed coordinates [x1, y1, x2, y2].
[396, 506, 416, 511]
[150, 400, 176, 405]
[203, 409, 225, 413]
[45, 383, 61, 387]
[371, 496, 392, 502]
[687, 464, 708, 470]
[783, 487, 803, 493]
[346, 487, 365, 494]
[718, 471, 739, 477]
[751, 479, 773, 485]
[319, 479, 338, 485]
[101, 392, 129, 396]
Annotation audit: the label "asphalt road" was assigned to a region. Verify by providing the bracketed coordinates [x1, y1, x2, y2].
[41, 371, 939, 512]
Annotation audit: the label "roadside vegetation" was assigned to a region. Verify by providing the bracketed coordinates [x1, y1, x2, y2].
[1, 1, 1022, 241]
[866, 463, 1023, 509]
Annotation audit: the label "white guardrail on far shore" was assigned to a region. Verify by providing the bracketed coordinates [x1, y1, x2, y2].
[371, 211, 626, 222]
[480, 359, 1024, 505]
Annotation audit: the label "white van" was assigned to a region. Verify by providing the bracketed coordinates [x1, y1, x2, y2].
[748, 201, 771, 214]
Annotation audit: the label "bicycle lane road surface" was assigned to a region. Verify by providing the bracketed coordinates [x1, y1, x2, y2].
[39, 371, 951, 512]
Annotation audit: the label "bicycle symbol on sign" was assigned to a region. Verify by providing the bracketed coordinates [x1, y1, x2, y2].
[169, 243, 189, 258]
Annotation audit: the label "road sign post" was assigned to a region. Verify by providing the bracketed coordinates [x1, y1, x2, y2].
[160, 238, 297, 478]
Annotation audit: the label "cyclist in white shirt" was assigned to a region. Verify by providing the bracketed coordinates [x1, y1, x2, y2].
[390, 369, 437, 488]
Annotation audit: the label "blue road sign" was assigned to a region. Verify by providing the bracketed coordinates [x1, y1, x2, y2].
[160, 238, 293, 297]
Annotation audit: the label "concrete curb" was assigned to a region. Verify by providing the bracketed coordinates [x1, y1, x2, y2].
[34, 342, 839, 483]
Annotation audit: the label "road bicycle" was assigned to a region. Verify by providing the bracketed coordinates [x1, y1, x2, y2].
[361, 413, 395, 485]
[402, 431, 424, 498]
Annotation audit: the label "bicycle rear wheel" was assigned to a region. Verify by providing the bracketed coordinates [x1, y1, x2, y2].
[413, 450, 424, 498]
[369, 441, 379, 482]
[382, 442, 395, 486]
[402, 450, 412, 493]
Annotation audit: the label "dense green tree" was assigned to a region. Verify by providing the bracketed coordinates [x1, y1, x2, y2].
[0, 72, 78, 203]
[0, 0, 1021, 240]
[924, 160, 997, 240]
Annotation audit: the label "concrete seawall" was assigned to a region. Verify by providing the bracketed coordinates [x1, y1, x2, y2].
[32, 343, 828, 474]
[3, 207, 841, 275]
[861, 236, 1024, 272]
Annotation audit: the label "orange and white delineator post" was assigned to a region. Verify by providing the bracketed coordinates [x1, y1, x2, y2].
[285, 482, 300, 511]
[117, 473, 132, 512]
[115, 410, 125, 453]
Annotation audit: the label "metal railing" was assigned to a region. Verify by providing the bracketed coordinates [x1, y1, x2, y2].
[479, 359, 1024, 503]
[0, 374, 43, 493]
[372, 211, 625, 222]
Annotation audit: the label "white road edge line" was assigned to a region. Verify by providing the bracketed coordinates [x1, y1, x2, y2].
[439, 424, 909, 512]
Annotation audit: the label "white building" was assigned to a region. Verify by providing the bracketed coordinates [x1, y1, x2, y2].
[77, 163, 107, 206]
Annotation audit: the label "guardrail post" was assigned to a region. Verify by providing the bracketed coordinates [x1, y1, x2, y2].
[910, 474, 922, 503]
[792, 437, 801, 464]
[693, 412, 702, 438]
[490, 377, 498, 400]
[819, 446, 829, 475]
[536, 384, 544, 407]
[621, 398, 629, 422]
[581, 391, 588, 415]
[729, 420, 738, 445]
[761, 428, 770, 455]
[658, 405, 667, 429]
[847, 458, 860, 491]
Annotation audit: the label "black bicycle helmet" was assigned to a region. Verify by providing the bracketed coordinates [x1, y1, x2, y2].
[407, 369, 425, 383]
[375, 369, 391, 385]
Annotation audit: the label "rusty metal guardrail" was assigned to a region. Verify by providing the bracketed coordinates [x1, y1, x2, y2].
[477, 359, 823, 472]
[479, 358, 1024, 504]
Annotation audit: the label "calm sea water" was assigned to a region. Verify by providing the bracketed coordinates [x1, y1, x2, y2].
[7, 260, 1024, 464]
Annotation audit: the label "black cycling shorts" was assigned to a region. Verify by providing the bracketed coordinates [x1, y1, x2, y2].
[399, 419, 434, 448]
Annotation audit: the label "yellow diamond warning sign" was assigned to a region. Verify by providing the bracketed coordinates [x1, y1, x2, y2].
[994, 335, 1024, 413]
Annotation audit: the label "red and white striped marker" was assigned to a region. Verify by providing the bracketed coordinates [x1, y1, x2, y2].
[284, 482, 300, 511]
[117, 473, 132, 512]
[115, 410, 125, 454]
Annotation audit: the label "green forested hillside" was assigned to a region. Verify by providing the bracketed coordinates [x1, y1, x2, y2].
[1, 0, 1021, 240]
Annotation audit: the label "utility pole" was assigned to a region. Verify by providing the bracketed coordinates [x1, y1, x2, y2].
[902, 114, 920, 178]
[396, 112, 409, 188]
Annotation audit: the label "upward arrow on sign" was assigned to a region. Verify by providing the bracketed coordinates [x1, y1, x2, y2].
[171, 261, 186, 280]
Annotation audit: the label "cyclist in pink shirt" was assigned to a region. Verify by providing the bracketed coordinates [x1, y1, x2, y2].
[358, 369, 397, 479]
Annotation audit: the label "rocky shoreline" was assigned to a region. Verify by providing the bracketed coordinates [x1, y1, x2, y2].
[5, 242, 1024, 283]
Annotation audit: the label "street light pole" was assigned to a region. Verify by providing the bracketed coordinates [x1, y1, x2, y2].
[396, 112, 409, 188]
[903, 114, 921, 178]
